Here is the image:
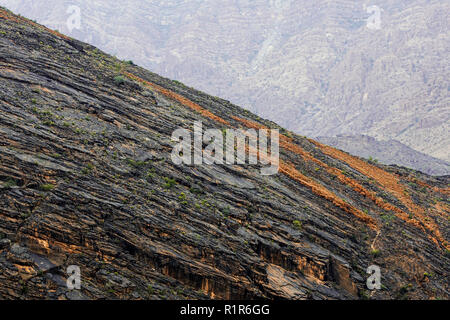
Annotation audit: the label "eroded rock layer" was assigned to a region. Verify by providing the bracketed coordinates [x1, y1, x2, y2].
[0, 8, 448, 300]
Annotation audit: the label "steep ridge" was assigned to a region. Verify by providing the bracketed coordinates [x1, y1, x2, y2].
[0, 8, 448, 300]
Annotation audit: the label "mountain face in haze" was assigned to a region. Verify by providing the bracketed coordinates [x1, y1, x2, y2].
[0, 7, 449, 300]
[1, 0, 448, 164]
[317, 135, 450, 176]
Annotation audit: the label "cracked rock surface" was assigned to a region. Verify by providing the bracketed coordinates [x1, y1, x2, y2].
[0, 7, 448, 300]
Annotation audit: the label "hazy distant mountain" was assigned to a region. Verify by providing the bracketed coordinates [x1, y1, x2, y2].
[317, 135, 450, 176]
[1, 0, 448, 162]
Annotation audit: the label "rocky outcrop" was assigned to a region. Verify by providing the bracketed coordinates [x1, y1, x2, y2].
[0, 8, 448, 300]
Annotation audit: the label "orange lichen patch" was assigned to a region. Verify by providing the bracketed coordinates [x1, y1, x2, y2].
[0, 8, 70, 40]
[124, 72, 230, 125]
[230, 116, 294, 144]
[434, 202, 450, 219]
[297, 255, 327, 282]
[230, 116, 269, 130]
[24, 233, 84, 256]
[279, 161, 378, 231]
[0, 9, 19, 22]
[113, 120, 123, 129]
[411, 179, 450, 196]
[231, 116, 322, 165]
[36, 238, 50, 250]
[310, 139, 448, 249]
[36, 86, 54, 95]
[14, 265, 36, 280]
[26, 19, 71, 40]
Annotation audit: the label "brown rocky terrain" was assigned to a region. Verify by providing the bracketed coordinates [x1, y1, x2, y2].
[0, 7, 449, 300]
[1, 0, 448, 163]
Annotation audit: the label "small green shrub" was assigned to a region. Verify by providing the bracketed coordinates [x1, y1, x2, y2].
[200, 199, 210, 207]
[368, 156, 379, 164]
[189, 186, 202, 194]
[147, 284, 154, 295]
[163, 177, 176, 189]
[40, 184, 55, 191]
[113, 75, 126, 85]
[222, 206, 231, 216]
[2, 178, 17, 188]
[126, 158, 147, 168]
[42, 120, 55, 126]
[81, 163, 94, 175]
[370, 249, 381, 257]
[293, 220, 302, 231]
[359, 288, 370, 300]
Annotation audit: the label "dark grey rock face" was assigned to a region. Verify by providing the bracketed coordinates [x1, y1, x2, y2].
[0, 7, 448, 300]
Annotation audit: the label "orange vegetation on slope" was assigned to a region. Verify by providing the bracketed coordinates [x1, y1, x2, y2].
[310, 140, 448, 250]
[124, 72, 230, 125]
[232, 117, 404, 212]
[122, 77, 377, 230]
[231, 116, 449, 248]
[409, 177, 450, 196]
[434, 202, 450, 220]
[0, 8, 20, 23]
[0, 8, 70, 40]
[233, 118, 410, 207]
[279, 162, 378, 230]
[233, 129, 378, 230]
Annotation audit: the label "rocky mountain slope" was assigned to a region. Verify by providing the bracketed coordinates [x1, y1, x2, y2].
[317, 135, 450, 176]
[1, 0, 448, 162]
[0, 8, 449, 300]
